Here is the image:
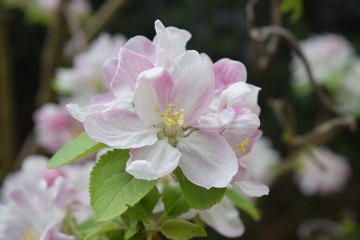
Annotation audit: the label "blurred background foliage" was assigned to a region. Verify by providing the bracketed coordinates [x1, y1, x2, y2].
[1, 0, 360, 239]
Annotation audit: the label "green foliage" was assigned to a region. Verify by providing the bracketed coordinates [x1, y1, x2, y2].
[79, 220, 124, 240]
[227, 188, 261, 221]
[160, 219, 207, 240]
[125, 187, 161, 221]
[174, 168, 226, 210]
[89, 149, 157, 221]
[48, 132, 107, 169]
[162, 185, 190, 217]
[281, 0, 303, 22]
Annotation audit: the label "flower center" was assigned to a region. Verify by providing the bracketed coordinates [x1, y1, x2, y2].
[21, 228, 38, 240]
[237, 138, 250, 153]
[155, 103, 186, 139]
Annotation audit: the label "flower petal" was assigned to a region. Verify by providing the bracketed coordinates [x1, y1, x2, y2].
[193, 107, 235, 132]
[153, 19, 191, 67]
[221, 108, 260, 158]
[170, 51, 215, 124]
[111, 48, 154, 99]
[219, 82, 261, 115]
[177, 131, 238, 189]
[231, 176, 269, 197]
[213, 58, 247, 90]
[84, 109, 158, 148]
[134, 67, 174, 125]
[199, 197, 245, 238]
[126, 140, 181, 180]
[124, 35, 156, 62]
[102, 57, 118, 89]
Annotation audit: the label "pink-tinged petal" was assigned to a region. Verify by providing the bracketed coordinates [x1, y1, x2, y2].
[9, 190, 33, 210]
[221, 109, 260, 158]
[214, 58, 247, 90]
[124, 36, 156, 63]
[170, 51, 215, 124]
[50, 178, 79, 210]
[194, 108, 235, 132]
[199, 197, 245, 238]
[111, 48, 154, 99]
[102, 57, 118, 89]
[41, 222, 76, 240]
[237, 129, 263, 159]
[67, 103, 109, 122]
[90, 91, 116, 105]
[126, 140, 181, 180]
[232, 162, 250, 182]
[84, 109, 158, 148]
[232, 176, 269, 197]
[219, 82, 261, 115]
[177, 131, 238, 189]
[134, 67, 174, 125]
[153, 19, 191, 67]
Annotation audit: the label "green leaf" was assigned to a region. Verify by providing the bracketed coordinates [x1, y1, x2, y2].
[80, 220, 124, 240]
[125, 187, 160, 221]
[90, 149, 157, 221]
[160, 219, 207, 240]
[281, 0, 303, 22]
[162, 185, 190, 217]
[226, 188, 261, 221]
[174, 168, 226, 210]
[124, 218, 139, 240]
[48, 132, 107, 169]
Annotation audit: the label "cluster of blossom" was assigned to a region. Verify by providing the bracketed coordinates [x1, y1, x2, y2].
[68, 20, 267, 194]
[3, 0, 91, 24]
[294, 147, 351, 196]
[34, 33, 126, 154]
[0, 155, 93, 239]
[291, 33, 360, 117]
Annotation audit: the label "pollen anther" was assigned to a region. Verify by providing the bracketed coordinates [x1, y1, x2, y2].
[237, 138, 250, 153]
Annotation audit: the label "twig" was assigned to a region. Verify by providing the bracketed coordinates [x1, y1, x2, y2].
[291, 116, 356, 147]
[0, 4, 17, 175]
[250, 25, 344, 117]
[82, 0, 132, 43]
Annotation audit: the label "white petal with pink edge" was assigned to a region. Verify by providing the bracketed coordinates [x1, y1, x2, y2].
[134, 67, 174, 125]
[199, 197, 245, 238]
[219, 82, 261, 115]
[170, 51, 215, 124]
[177, 130, 238, 189]
[111, 48, 154, 99]
[84, 109, 158, 148]
[213, 58, 247, 90]
[126, 139, 181, 180]
[231, 176, 269, 197]
[124, 36, 156, 63]
[153, 20, 191, 67]
[102, 57, 118, 89]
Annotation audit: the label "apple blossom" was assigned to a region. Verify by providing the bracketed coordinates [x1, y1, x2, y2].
[0, 155, 93, 240]
[33, 103, 83, 153]
[294, 147, 351, 196]
[55, 33, 127, 105]
[291, 33, 354, 95]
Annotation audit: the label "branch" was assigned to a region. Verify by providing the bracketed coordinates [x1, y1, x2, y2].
[83, 0, 132, 43]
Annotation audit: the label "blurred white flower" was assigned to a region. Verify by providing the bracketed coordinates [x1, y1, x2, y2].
[336, 59, 360, 117]
[241, 136, 281, 185]
[33, 103, 83, 154]
[294, 147, 351, 196]
[291, 34, 354, 95]
[0, 155, 93, 240]
[55, 33, 127, 105]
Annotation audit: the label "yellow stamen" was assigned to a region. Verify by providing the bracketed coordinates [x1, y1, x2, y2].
[237, 138, 250, 153]
[154, 103, 186, 127]
[21, 228, 38, 240]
